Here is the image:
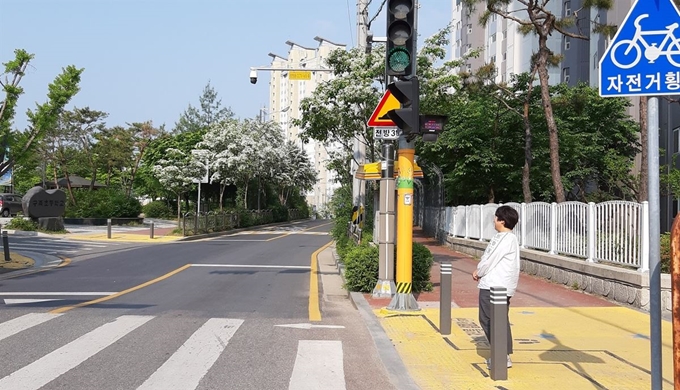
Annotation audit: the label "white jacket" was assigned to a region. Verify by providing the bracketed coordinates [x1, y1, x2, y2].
[476, 232, 520, 296]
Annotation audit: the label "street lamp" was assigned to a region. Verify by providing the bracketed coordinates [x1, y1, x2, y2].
[258, 105, 290, 122]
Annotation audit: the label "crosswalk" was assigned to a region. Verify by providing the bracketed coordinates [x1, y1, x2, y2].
[0, 312, 347, 390]
[1, 236, 123, 256]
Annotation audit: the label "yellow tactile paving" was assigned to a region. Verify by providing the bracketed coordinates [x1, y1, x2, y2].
[375, 307, 674, 389]
[65, 233, 181, 243]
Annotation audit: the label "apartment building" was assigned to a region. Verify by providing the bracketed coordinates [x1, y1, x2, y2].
[266, 36, 345, 213]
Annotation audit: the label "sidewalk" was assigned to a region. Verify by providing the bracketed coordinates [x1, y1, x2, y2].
[361, 228, 675, 389]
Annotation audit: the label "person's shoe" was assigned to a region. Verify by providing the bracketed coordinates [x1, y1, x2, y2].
[485, 356, 512, 370]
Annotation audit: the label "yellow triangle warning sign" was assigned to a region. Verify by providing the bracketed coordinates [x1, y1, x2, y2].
[367, 90, 400, 127]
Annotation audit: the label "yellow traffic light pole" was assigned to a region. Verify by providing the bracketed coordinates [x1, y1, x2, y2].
[388, 138, 420, 311]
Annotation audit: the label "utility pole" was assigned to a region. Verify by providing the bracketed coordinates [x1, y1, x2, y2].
[352, 0, 368, 211]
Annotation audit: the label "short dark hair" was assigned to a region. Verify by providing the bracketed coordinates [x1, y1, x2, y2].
[495, 206, 519, 230]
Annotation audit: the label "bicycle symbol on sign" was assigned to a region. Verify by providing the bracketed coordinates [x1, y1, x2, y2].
[611, 14, 680, 69]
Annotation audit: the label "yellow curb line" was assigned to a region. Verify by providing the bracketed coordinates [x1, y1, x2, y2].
[49, 264, 192, 314]
[309, 241, 333, 322]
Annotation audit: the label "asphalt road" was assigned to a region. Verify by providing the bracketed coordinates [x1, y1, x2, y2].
[1, 235, 148, 259]
[0, 219, 396, 390]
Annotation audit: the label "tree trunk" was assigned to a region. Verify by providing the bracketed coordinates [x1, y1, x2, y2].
[522, 101, 533, 203]
[176, 193, 181, 227]
[639, 96, 649, 202]
[488, 185, 495, 204]
[63, 170, 77, 205]
[219, 183, 226, 212]
[537, 39, 566, 203]
[243, 183, 249, 209]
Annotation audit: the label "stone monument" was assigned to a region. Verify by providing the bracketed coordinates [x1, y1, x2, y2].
[22, 186, 67, 231]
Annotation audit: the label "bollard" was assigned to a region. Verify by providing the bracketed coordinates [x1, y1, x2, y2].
[2, 231, 9, 262]
[107, 219, 112, 239]
[150, 222, 154, 239]
[439, 263, 452, 335]
[489, 286, 508, 380]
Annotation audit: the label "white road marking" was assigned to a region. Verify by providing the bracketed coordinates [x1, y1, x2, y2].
[288, 340, 345, 390]
[191, 264, 310, 270]
[4, 299, 63, 305]
[0, 313, 62, 342]
[0, 292, 116, 296]
[136, 318, 244, 390]
[275, 323, 345, 330]
[0, 315, 153, 390]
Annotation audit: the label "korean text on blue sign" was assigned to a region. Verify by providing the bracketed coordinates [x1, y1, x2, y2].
[599, 0, 680, 97]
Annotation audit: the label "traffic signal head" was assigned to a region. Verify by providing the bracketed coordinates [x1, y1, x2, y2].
[386, 0, 415, 77]
[386, 78, 419, 135]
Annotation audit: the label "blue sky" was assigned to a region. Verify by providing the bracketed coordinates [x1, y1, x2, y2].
[1, 0, 452, 131]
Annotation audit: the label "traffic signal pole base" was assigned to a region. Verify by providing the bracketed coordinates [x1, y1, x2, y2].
[387, 293, 420, 311]
[372, 280, 397, 298]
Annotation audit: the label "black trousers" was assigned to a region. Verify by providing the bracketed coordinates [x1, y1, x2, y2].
[478, 289, 513, 355]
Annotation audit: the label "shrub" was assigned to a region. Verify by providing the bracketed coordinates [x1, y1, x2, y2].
[142, 201, 173, 218]
[661, 232, 671, 274]
[65, 188, 142, 218]
[271, 204, 289, 222]
[4, 217, 37, 231]
[412, 242, 434, 292]
[343, 243, 379, 293]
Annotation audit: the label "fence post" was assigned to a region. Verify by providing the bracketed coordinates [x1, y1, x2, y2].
[489, 286, 508, 380]
[2, 231, 9, 262]
[640, 201, 650, 272]
[439, 263, 452, 335]
[150, 222, 155, 239]
[520, 203, 527, 248]
[464, 206, 469, 239]
[107, 219, 112, 239]
[479, 205, 484, 241]
[587, 202, 596, 262]
[549, 203, 557, 254]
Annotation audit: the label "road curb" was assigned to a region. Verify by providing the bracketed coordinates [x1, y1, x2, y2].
[0, 250, 63, 280]
[331, 244, 420, 390]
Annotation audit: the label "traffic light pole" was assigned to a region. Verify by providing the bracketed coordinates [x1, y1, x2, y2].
[387, 137, 419, 311]
[352, 0, 369, 214]
[373, 143, 396, 298]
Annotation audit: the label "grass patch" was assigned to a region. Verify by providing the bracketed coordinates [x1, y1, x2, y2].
[0, 252, 35, 274]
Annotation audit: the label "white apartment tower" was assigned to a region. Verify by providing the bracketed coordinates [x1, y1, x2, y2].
[266, 37, 345, 213]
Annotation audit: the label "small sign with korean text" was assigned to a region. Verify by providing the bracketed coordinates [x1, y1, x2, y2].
[374, 127, 401, 140]
[599, 0, 680, 97]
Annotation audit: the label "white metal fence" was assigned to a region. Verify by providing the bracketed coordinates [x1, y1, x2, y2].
[438, 201, 650, 272]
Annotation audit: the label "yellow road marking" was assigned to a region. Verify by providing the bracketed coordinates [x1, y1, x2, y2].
[49, 264, 192, 314]
[266, 222, 333, 242]
[57, 257, 71, 267]
[309, 241, 332, 322]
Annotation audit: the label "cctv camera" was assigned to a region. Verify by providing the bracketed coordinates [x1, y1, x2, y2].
[249, 69, 257, 84]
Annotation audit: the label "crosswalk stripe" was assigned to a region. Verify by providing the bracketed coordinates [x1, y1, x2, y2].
[137, 318, 244, 390]
[0, 315, 153, 390]
[288, 340, 345, 390]
[0, 313, 62, 342]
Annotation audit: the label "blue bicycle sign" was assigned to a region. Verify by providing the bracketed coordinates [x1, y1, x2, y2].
[610, 14, 680, 69]
[599, 0, 680, 97]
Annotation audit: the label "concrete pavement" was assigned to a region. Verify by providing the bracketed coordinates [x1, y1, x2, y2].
[342, 229, 675, 390]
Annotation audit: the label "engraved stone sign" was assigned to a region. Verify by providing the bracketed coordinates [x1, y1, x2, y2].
[22, 186, 67, 218]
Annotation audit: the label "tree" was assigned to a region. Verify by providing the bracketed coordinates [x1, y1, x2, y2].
[153, 148, 200, 222]
[0, 49, 83, 177]
[61, 107, 108, 190]
[173, 82, 234, 134]
[271, 141, 317, 206]
[463, 0, 615, 202]
[122, 121, 161, 196]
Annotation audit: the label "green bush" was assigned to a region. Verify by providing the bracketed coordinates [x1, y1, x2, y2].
[661, 232, 671, 274]
[343, 243, 379, 292]
[4, 217, 37, 231]
[65, 188, 142, 218]
[412, 242, 434, 292]
[271, 204, 289, 222]
[142, 201, 173, 218]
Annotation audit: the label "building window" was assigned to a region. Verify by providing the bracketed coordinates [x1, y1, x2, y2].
[564, 36, 571, 50]
[502, 30, 507, 39]
[491, 33, 496, 43]
[503, 52, 507, 60]
[466, 63, 472, 72]
[564, 1, 571, 16]
[490, 55, 496, 64]
[562, 67, 570, 83]
[467, 24, 472, 34]
[593, 52, 598, 69]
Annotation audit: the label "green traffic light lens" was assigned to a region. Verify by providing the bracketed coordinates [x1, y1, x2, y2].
[388, 47, 411, 73]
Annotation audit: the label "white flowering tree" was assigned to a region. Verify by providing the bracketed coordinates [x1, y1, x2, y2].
[270, 140, 317, 206]
[152, 148, 201, 222]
